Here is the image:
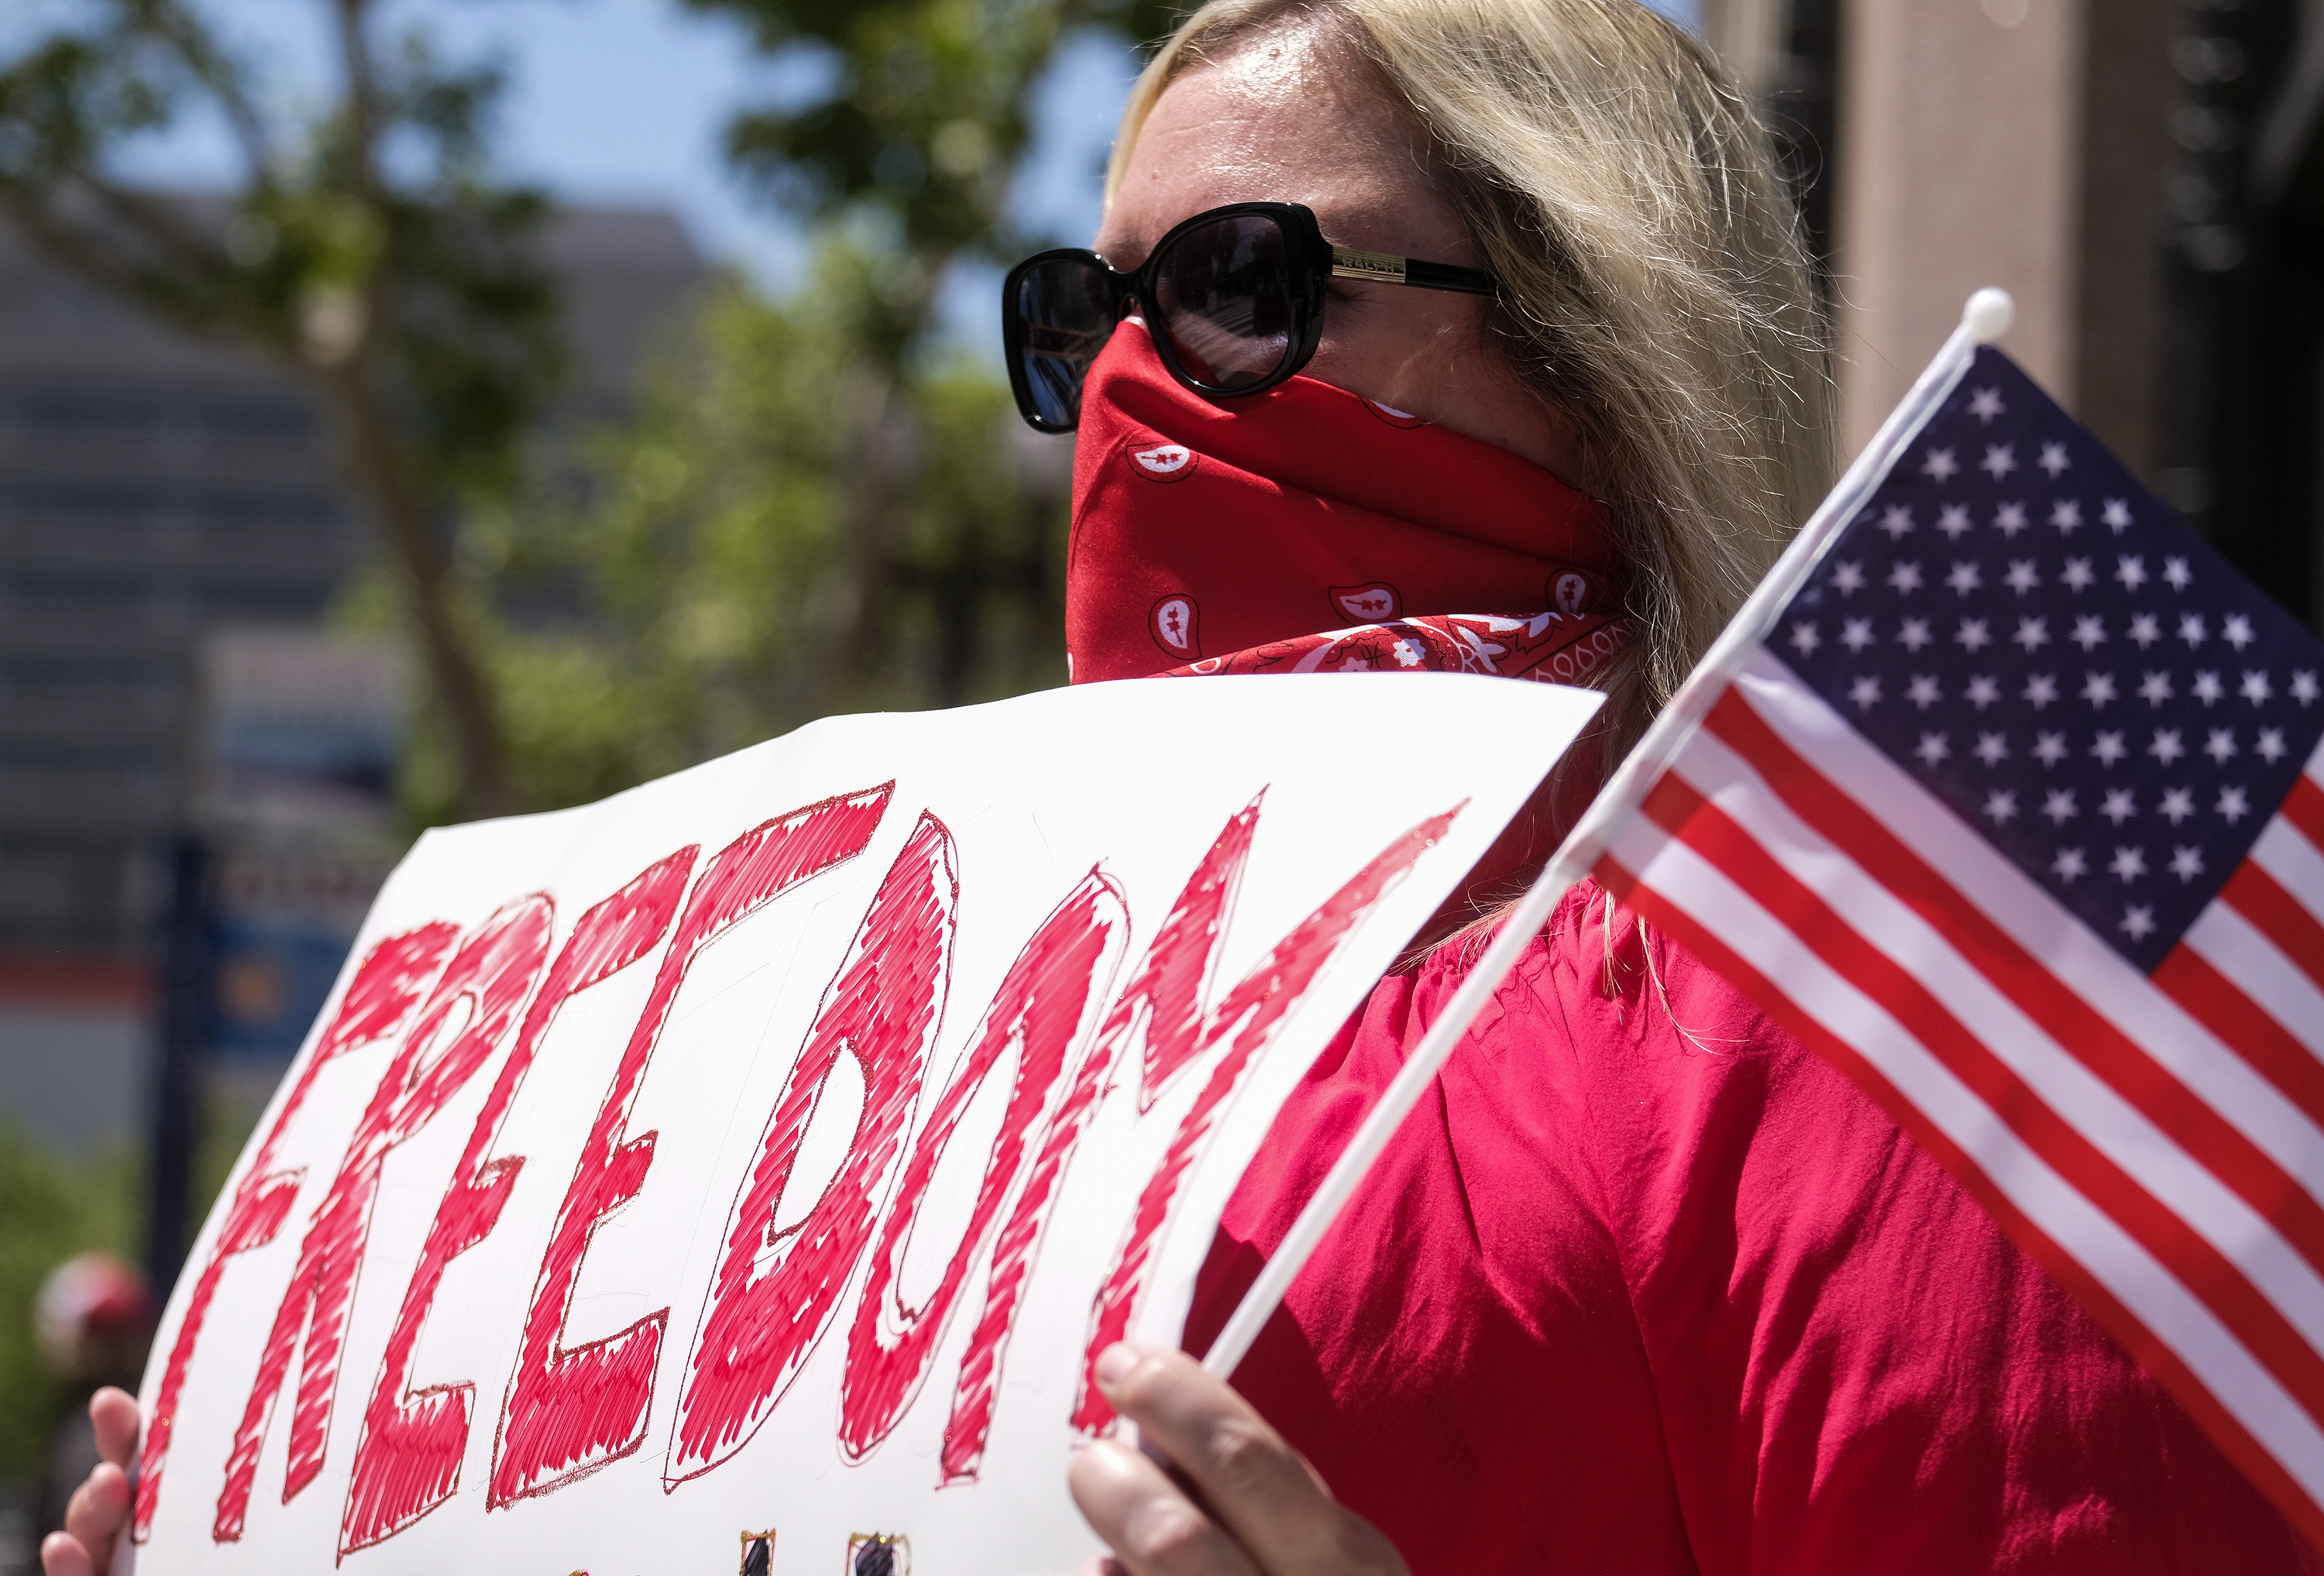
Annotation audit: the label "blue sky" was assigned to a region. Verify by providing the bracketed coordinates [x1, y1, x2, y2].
[64, 0, 1697, 287]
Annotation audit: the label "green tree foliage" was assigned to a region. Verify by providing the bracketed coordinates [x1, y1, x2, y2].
[478, 251, 1073, 812]
[696, 0, 1182, 339]
[0, 0, 560, 817]
[0, 1127, 136, 1476]
[475, 0, 1187, 809]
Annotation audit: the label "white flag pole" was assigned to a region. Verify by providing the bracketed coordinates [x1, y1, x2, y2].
[1200, 288, 2016, 1381]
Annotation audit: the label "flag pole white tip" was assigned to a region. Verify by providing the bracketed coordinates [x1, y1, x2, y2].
[1962, 288, 2014, 345]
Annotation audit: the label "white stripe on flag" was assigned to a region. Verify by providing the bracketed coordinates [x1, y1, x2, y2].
[2184, 902, 2324, 1063]
[1661, 717, 2324, 1343]
[2250, 812, 2324, 909]
[1602, 808, 2324, 1506]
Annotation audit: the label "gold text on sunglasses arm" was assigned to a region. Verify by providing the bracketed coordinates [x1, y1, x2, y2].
[1329, 246, 1410, 285]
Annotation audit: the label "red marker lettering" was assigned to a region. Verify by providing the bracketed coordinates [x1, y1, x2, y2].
[133, 924, 459, 1543]
[489, 788, 891, 1506]
[211, 899, 552, 1540]
[838, 871, 1130, 1478]
[666, 813, 958, 1485]
[339, 848, 697, 1552]
[1070, 804, 1462, 1433]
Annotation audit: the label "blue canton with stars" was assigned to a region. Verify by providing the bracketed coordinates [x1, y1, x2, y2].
[1774, 346, 2324, 972]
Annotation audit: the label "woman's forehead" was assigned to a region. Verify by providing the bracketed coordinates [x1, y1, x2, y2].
[1095, 31, 1463, 269]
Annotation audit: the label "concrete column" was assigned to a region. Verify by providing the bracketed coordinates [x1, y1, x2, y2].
[1700, 0, 1792, 98]
[2072, 0, 2178, 479]
[1831, 0, 2087, 459]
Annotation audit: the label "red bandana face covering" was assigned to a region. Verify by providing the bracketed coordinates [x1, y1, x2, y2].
[1065, 318, 1631, 687]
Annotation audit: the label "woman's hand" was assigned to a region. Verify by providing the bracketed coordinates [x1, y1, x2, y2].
[41, 1386, 139, 1576]
[1069, 1343, 1409, 1576]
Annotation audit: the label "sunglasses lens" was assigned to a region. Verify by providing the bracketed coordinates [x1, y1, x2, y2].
[1010, 256, 1116, 429]
[1151, 213, 1296, 390]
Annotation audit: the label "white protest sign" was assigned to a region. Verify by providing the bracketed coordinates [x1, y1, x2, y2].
[130, 673, 1598, 1576]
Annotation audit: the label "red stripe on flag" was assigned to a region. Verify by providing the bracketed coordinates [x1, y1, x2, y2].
[2281, 774, 2324, 850]
[1631, 766, 2324, 1440]
[1593, 836, 2324, 1555]
[2152, 946, 2324, 1137]
[2219, 859, 2324, 1000]
[1697, 692, 2324, 1281]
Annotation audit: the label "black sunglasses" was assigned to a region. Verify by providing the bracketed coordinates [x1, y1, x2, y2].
[1001, 201, 1497, 434]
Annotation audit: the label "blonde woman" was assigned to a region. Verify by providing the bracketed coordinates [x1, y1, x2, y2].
[36, 5, 2315, 1575]
[1017, 2, 2315, 1574]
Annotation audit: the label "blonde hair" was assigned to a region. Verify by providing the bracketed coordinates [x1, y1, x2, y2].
[1106, 0, 1831, 758]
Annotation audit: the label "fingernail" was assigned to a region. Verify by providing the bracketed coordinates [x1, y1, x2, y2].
[1093, 1342, 1139, 1389]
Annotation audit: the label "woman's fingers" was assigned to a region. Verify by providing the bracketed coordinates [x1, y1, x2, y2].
[1069, 1434, 1263, 1576]
[60, 1460, 130, 1572]
[1088, 1344, 1407, 1576]
[39, 1531, 96, 1576]
[89, 1386, 140, 1467]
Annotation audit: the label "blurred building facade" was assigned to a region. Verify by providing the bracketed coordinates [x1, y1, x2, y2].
[1703, 0, 2324, 632]
[0, 205, 706, 1153]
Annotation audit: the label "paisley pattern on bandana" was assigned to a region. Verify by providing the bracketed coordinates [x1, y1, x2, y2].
[1164, 611, 1631, 682]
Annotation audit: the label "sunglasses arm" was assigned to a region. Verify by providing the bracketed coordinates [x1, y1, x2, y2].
[1329, 245, 1497, 297]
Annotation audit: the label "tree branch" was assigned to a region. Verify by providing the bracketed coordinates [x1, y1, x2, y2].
[320, 357, 519, 816]
[132, 0, 276, 186]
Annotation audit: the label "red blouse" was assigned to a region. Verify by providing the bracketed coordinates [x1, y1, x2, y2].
[1184, 883, 2317, 1574]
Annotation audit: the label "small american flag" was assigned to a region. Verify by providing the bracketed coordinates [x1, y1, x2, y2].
[1594, 342, 2324, 1542]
